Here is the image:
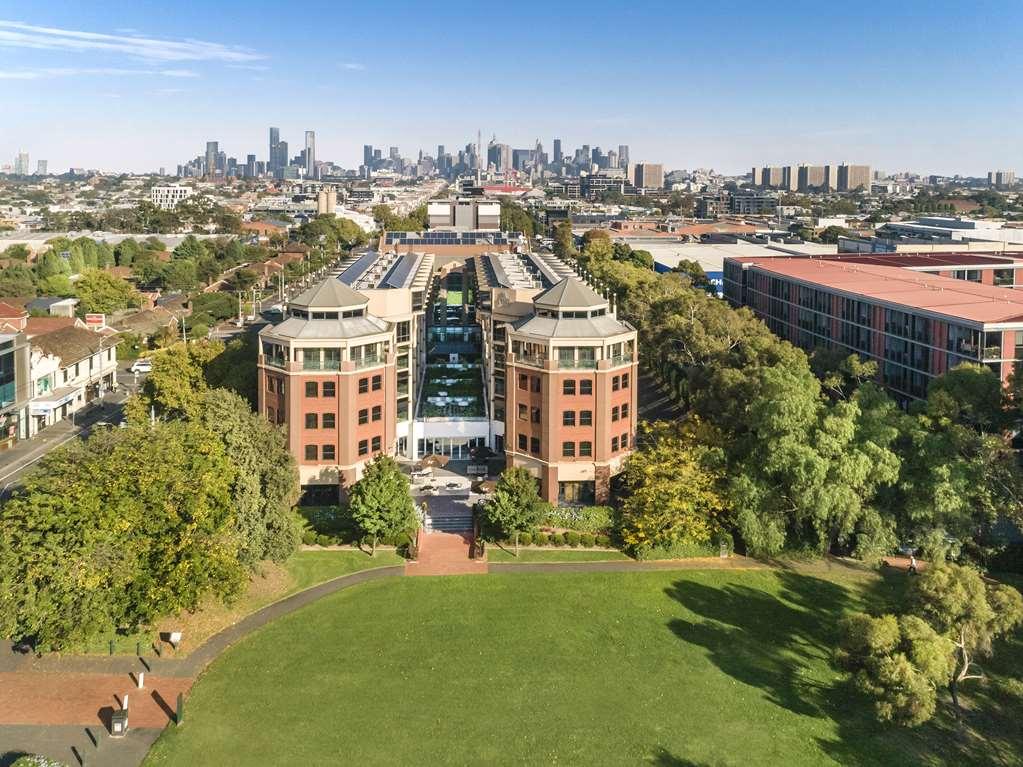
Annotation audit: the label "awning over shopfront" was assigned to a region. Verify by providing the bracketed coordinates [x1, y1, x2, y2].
[29, 385, 80, 415]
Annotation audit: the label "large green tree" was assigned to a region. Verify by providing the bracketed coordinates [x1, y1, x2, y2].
[348, 456, 417, 555]
[481, 467, 545, 553]
[909, 563, 1023, 712]
[74, 269, 139, 313]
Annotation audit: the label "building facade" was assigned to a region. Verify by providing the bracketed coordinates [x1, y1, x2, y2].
[151, 185, 195, 210]
[725, 255, 1023, 401]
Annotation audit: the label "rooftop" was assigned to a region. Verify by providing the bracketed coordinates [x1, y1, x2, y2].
[290, 278, 368, 310]
[534, 278, 607, 311]
[745, 258, 1023, 325]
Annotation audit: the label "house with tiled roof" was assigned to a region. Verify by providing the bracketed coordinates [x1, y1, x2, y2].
[27, 325, 119, 437]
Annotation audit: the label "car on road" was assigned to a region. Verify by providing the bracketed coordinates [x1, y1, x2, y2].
[130, 359, 153, 374]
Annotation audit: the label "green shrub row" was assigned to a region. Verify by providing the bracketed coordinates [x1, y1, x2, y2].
[509, 532, 612, 548]
[540, 505, 615, 534]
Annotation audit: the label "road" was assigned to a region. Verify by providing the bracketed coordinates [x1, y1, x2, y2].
[0, 362, 144, 498]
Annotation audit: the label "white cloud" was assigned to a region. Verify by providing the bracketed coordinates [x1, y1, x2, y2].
[0, 67, 199, 80]
[341, 62, 365, 71]
[0, 20, 263, 62]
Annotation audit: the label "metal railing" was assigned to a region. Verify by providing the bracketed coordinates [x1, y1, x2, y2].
[354, 355, 383, 369]
[516, 354, 546, 368]
[558, 358, 598, 369]
[263, 356, 286, 369]
[609, 353, 634, 367]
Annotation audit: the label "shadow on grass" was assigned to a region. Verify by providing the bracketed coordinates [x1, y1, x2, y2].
[646, 748, 710, 766]
[665, 567, 1023, 767]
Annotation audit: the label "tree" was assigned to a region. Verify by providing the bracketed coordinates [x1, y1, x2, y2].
[671, 259, 712, 290]
[348, 456, 417, 555]
[173, 234, 205, 261]
[619, 421, 728, 556]
[552, 220, 577, 261]
[74, 269, 139, 313]
[0, 264, 36, 297]
[836, 613, 955, 726]
[499, 201, 534, 237]
[200, 389, 301, 565]
[481, 467, 544, 553]
[0, 421, 243, 651]
[226, 268, 258, 292]
[2, 244, 30, 260]
[161, 259, 199, 292]
[909, 563, 1023, 713]
[818, 225, 853, 244]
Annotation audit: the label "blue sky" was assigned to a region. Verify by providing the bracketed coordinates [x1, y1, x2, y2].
[1, 1, 1022, 175]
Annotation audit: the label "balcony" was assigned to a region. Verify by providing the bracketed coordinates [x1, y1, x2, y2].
[559, 358, 598, 370]
[302, 358, 340, 371]
[516, 354, 546, 368]
[263, 355, 286, 369]
[354, 355, 383, 369]
[982, 346, 1003, 360]
[608, 353, 634, 367]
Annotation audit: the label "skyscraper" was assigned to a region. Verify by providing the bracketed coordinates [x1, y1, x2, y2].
[245, 154, 257, 178]
[633, 163, 664, 190]
[305, 131, 316, 178]
[618, 144, 629, 168]
[553, 138, 563, 165]
[14, 151, 29, 175]
[363, 144, 373, 167]
[389, 146, 399, 161]
[205, 141, 219, 178]
[269, 127, 280, 171]
[35, 160, 47, 176]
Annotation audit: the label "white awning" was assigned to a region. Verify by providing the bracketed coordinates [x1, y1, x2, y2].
[29, 385, 80, 415]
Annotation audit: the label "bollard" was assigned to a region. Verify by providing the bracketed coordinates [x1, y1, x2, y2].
[123, 693, 128, 711]
[109, 639, 114, 656]
[176, 691, 184, 724]
[137, 671, 144, 689]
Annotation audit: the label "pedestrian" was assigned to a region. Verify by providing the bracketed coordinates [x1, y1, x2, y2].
[908, 554, 918, 575]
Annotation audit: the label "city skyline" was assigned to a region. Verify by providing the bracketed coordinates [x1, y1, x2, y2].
[2, 1, 1023, 175]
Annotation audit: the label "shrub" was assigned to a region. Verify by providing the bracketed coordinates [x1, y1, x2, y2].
[550, 532, 566, 546]
[541, 505, 614, 533]
[595, 534, 611, 547]
[534, 532, 550, 546]
[519, 532, 533, 546]
[301, 530, 317, 545]
[580, 533, 596, 547]
[566, 532, 581, 547]
[315, 534, 333, 547]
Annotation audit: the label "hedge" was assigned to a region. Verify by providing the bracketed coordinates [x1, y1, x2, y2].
[540, 505, 614, 534]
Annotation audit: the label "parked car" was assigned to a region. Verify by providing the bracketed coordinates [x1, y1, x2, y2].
[130, 359, 153, 374]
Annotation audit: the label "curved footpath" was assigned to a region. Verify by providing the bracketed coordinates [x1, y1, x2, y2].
[0, 555, 764, 767]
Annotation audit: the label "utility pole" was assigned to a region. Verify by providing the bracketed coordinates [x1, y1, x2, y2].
[180, 315, 187, 344]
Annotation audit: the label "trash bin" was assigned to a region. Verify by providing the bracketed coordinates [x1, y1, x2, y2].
[111, 709, 129, 737]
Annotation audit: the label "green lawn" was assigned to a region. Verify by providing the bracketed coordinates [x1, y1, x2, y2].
[283, 549, 403, 592]
[487, 547, 631, 563]
[144, 567, 1023, 766]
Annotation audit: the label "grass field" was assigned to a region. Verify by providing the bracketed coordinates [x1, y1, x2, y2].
[72, 549, 403, 656]
[486, 547, 631, 563]
[144, 565, 1023, 766]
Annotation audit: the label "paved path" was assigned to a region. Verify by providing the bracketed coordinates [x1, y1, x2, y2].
[405, 530, 488, 576]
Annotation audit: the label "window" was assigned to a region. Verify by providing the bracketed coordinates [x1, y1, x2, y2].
[305, 445, 318, 460]
[531, 407, 541, 424]
[612, 405, 620, 421]
[323, 413, 336, 429]
[621, 433, 628, 449]
[358, 408, 369, 425]
[517, 403, 527, 421]
[622, 373, 629, 389]
[563, 379, 576, 395]
[322, 444, 336, 461]
[579, 441, 592, 457]
[562, 410, 575, 426]
[518, 433, 527, 451]
[397, 320, 410, 343]
[612, 375, 620, 391]
[562, 441, 575, 457]
[519, 373, 528, 390]
[580, 410, 593, 426]
[358, 377, 369, 394]
[530, 376, 541, 393]
[322, 381, 336, 397]
[580, 380, 593, 395]
[305, 381, 318, 397]
[372, 374, 382, 391]
[358, 440, 369, 456]
[371, 436, 381, 452]
[621, 403, 629, 420]
[372, 405, 382, 422]
[305, 413, 318, 429]
[611, 436, 619, 452]
[530, 437, 541, 454]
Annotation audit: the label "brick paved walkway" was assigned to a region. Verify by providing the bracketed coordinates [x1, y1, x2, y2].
[405, 530, 488, 576]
